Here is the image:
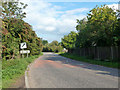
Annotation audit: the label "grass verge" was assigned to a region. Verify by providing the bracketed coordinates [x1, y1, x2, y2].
[0, 61, 2, 89]
[55, 52, 65, 54]
[59, 53, 119, 69]
[2, 54, 42, 88]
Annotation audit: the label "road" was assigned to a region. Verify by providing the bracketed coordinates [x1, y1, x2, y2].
[27, 52, 119, 88]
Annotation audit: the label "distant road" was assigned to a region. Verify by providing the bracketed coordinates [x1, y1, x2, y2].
[27, 52, 118, 88]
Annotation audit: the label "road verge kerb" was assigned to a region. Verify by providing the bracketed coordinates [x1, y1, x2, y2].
[25, 63, 32, 88]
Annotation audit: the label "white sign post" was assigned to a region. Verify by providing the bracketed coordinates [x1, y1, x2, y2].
[20, 42, 30, 58]
[20, 50, 30, 58]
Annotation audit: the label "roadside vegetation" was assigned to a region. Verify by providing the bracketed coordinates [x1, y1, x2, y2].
[2, 54, 42, 88]
[62, 5, 120, 49]
[0, 61, 1, 89]
[42, 40, 63, 53]
[60, 53, 119, 69]
[61, 5, 120, 63]
[2, 1, 43, 60]
[1, 1, 43, 88]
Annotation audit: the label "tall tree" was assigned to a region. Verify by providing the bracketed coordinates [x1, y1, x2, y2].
[1, 1, 43, 60]
[61, 31, 78, 49]
[2, 1, 27, 19]
[42, 40, 48, 45]
[76, 18, 87, 32]
[86, 5, 118, 46]
[42, 40, 63, 52]
[75, 18, 90, 48]
[75, 5, 118, 48]
[113, 9, 120, 46]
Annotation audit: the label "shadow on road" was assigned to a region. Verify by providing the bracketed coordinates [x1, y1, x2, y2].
[42, 53, 119, 77]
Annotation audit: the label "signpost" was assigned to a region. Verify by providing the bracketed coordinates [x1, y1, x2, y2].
[20, 50, 30, 58]
[20, 42, 27, 49]
[20, 42, 30, 58]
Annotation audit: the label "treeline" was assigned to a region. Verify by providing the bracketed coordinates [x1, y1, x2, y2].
[62, 5, 120, 50]
[42, 40, 63, 53]
[1, 1, 43, 60]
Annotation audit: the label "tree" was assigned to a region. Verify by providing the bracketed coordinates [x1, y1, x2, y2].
[76, 18, 87, 32]
[61, 31, 78, 49]
[113, 9, 120, 46]
[75, 18, 90, 48]
[50, 41, 59, 46]
[42, 40, 48, 45]
[42, 40, 63, 52]
[1, 1, 43, 60]
[75, 5, 118, 48]
[2, 1, 27, 19]
[86, 5, 118, 46]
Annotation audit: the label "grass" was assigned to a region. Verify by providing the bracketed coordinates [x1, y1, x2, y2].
[2, 54, 42, 88]
[55, 52, 65, 54]
[0, 61, 2, 89]
[59, 53, 119, 69]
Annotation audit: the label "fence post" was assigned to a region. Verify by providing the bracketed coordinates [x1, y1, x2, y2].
[79, 48, 81, 56]
[111, 46, 113, 60]
[84, 48, 85, 56]
[88, 48, 89, 56]
[94, 47, 95, 58]
[97, 47, 99, 60]
[117, 46, 118, 59]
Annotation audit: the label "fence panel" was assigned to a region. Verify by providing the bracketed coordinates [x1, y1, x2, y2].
[70, 46, 120, 60]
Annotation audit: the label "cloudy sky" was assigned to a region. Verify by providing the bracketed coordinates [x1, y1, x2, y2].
[21, 0, 119, 43]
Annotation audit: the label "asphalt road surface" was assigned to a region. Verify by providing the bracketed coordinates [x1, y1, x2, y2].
[27, 52, 119, 88]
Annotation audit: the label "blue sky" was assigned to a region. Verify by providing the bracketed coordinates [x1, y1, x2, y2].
[22, 0, 119, 43]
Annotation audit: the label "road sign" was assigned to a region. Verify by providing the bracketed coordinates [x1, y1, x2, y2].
[20, 50, 30, 54]
[20, 42, 27, 49]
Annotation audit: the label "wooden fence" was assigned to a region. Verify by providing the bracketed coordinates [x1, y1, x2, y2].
[68, 47, 120, 60]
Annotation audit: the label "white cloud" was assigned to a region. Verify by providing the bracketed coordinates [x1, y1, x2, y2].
[21, 0, 88, 42]
[65, 8, 89, 14]
[107, 3, 119, 11]
[46, 26, 56, 31]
